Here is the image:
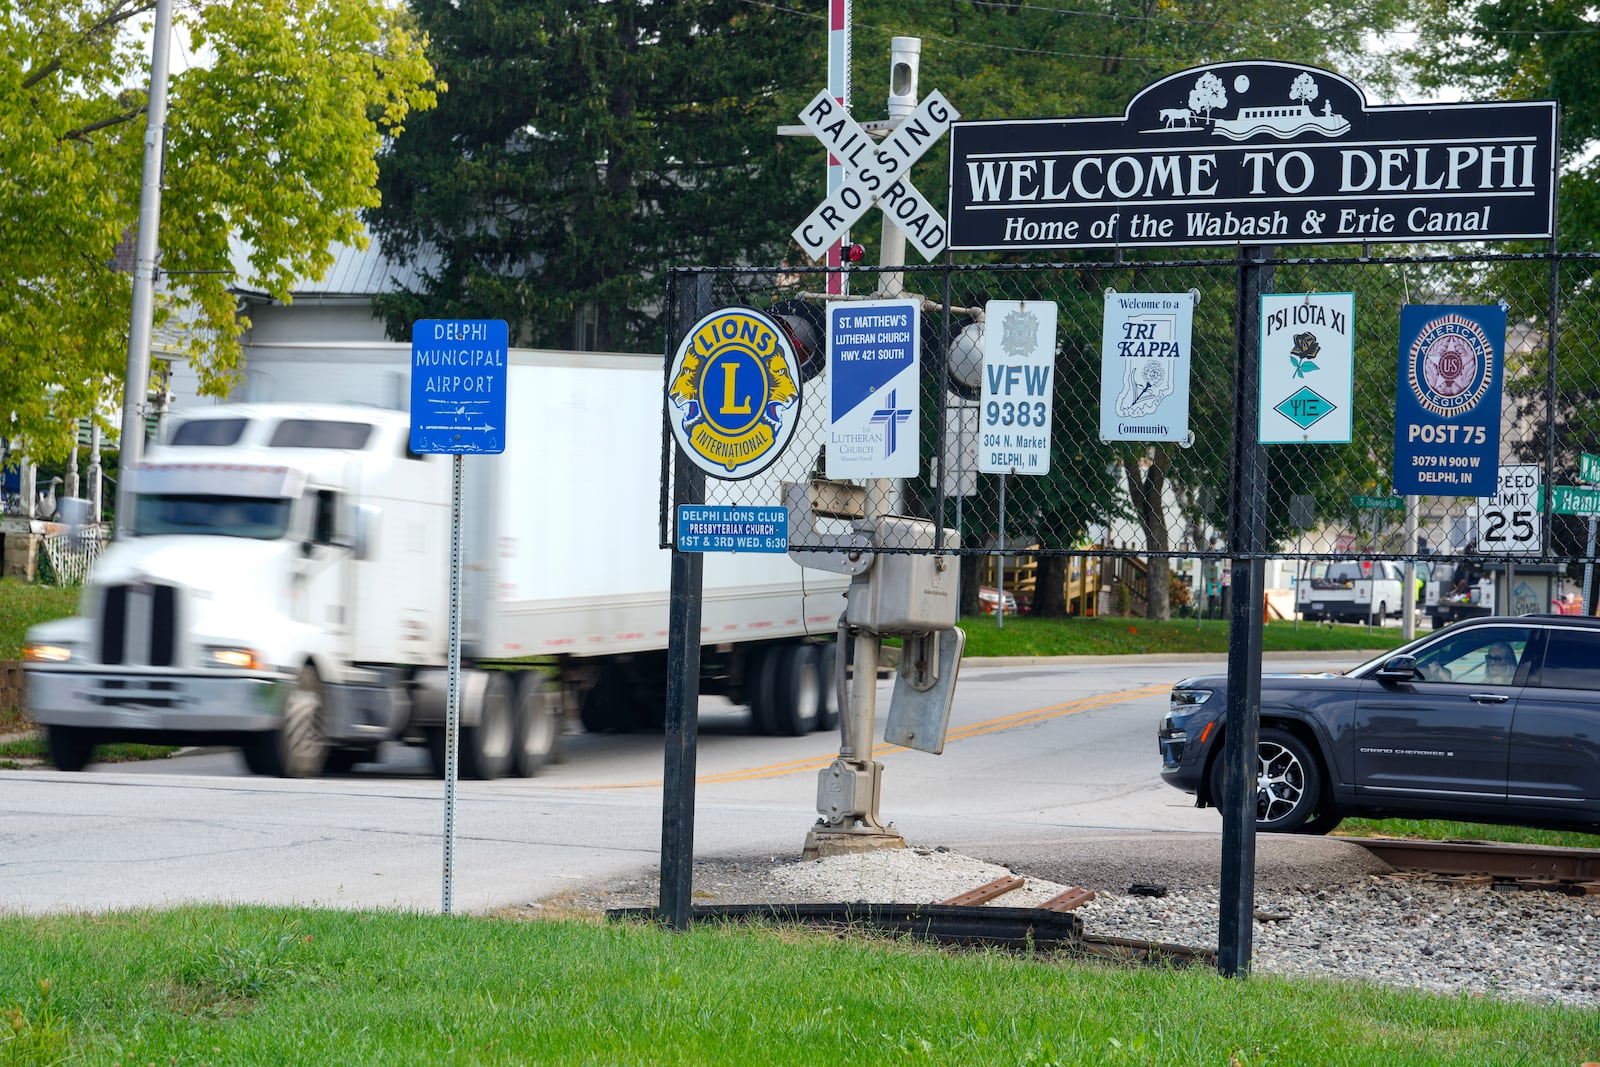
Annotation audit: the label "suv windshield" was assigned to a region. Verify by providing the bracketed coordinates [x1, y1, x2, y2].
[132, 494, 292, 539]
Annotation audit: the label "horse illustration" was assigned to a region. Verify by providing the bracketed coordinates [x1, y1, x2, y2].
[1159, 107, 1192, 128]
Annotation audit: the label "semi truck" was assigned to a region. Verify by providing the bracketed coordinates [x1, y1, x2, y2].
[23, 345, 850, 778]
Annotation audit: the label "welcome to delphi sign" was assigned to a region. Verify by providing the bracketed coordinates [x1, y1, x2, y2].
[945, 61, 1556, 251]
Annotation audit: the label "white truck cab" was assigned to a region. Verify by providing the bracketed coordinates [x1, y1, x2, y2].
[25, 404, 447, 776]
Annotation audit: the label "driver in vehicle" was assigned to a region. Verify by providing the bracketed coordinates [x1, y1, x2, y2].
[1483, 642, 1517, 684]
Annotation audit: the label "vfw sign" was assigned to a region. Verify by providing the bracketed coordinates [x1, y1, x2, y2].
[947, 61, 1556, 251]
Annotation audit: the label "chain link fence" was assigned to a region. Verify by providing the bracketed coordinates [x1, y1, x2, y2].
[662, 251, 1600, 620]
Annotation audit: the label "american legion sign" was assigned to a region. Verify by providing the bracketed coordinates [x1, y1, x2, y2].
[946, 61, 1557, 252]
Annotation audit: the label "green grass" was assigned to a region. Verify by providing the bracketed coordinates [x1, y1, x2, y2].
[958, 614, 1401, 658]
[0, 578, 78, 660]
[1336, 818, 1600, 849]
[0, 906, 1593, 1067]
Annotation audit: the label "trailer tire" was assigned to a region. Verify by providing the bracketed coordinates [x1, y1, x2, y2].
[243, 665, 329, 778]
[768, 644, 821, 736]
[462, 672, 515, 780]
[511, 673, 561, 777]
[46, 725, 96, 772]
[745, 646, 778, 735]
[815, 642, 841, 733]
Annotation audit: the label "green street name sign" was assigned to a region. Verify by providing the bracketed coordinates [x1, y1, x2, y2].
[1580, 452, 1600, 486]
[1352, 494, 1405, 511]
[1552, 484, 1600, 517]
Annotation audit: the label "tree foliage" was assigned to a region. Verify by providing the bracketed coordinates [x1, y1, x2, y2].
[366, 0, 825, 350]
[0, 0, 437, 459]
[1405, 0, 1600, 250]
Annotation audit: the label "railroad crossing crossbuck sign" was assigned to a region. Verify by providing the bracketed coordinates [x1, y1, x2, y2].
[791, 88, 959, 262]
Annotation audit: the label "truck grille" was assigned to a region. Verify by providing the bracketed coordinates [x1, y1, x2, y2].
[98, 583, 180, 667]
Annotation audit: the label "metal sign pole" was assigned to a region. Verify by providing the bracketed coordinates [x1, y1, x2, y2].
[660, 272, 712, 930]
[1585, 517, 1597, 614]
[406, 316, 508, 918]
[1219, 246, 1273, 978]
[442, 454, 463, 914]
[997, 475, 1007, 629]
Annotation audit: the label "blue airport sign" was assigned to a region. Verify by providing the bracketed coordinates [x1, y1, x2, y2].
[409, 319, 509, 454]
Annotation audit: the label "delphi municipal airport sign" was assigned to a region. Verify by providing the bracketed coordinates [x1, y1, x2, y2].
[947, 61, 1556, 251]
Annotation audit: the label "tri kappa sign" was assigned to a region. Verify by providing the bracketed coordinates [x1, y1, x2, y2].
[793, 89, 959, 261]
[947, 61, 1556, 251]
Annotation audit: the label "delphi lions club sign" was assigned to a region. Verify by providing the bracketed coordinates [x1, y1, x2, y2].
[947, 61, 1556, 251]
[1099, 292, 1194, 442]
[667, 307, 803, 479]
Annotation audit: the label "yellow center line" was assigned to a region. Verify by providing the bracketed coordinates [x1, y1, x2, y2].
[569, 681, 1170, 791]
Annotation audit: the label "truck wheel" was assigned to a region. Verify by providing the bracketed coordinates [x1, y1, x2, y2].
[815, 642, 841, 733]
[511, 673, 561, 777]
[768, 644, 820, 736]
[1370, 601, 1387, 626]
[462, 672, 514, 780]
[242, 665, 329, 778]
[46, 725, 97, 772]
[745, 646, 778, 735]
[1210, 727, 1324, 833]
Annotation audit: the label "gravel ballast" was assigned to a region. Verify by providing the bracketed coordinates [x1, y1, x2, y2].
[530, 841, 1600, 1009]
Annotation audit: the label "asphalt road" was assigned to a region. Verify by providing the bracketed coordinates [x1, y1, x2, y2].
[0, 653, 1370, 915]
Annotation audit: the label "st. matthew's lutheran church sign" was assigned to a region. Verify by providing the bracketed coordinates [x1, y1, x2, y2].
[946, 61, 1557, 252]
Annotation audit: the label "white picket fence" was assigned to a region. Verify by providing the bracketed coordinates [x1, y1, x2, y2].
[39, 528, 108, 586]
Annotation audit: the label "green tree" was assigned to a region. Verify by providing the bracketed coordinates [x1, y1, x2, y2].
[0, 0, 437, 459]
[365, 0, 823, 350]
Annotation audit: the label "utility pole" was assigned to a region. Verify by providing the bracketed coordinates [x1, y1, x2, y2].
[115, 0, 174, 537]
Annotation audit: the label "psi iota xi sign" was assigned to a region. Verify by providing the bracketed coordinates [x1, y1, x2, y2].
[792, 88, 959, 262]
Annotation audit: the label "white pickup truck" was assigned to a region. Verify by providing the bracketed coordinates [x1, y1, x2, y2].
[1296, 560, 1407, 624]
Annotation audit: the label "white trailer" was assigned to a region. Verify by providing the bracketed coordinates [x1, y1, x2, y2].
[24, 345, 848, 777]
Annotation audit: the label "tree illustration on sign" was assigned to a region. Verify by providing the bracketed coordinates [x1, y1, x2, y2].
[1188, 73, 1227, 123]
[1289, 73, 1319, 109]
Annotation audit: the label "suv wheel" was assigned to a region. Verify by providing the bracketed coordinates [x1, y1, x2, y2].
[1209, 727, 1324, 833]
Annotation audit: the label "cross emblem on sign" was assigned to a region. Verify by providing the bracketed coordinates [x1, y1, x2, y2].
[791, 88, 960, 263]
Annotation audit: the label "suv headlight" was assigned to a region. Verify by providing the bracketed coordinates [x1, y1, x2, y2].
[23, 642, 74, 664]
[1170, 688, 1213, 711]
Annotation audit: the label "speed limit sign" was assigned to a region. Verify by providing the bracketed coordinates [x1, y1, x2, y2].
[1477, 463, 1542, 554]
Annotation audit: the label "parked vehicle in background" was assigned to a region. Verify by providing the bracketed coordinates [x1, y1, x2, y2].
[1295, 560, 1406, 624]
[1158, 615, 1600, 835]
[1422, 562, 1496, 629]
[977, 586, 1019, 615]
[23, 347, 848, 779]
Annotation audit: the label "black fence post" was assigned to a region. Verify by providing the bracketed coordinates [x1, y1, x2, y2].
[660, 270, 712, 930]
[1219, 246, 1272, 977]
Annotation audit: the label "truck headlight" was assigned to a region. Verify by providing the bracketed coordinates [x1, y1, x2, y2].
[205, 645, 266, 671]
[23, 642, 74, 664]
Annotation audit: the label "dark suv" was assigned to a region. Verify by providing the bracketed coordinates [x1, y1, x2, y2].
[1158, 615, 1600, 834]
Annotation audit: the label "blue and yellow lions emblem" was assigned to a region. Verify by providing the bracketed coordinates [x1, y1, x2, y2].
[667, 308, 802, 479]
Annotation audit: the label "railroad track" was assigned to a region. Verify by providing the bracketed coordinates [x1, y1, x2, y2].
[607, 875, 1217, 968]
[1347, 837, 1600, 894]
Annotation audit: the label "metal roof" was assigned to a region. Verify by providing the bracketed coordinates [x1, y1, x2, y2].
[228, 229, 440, 301]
